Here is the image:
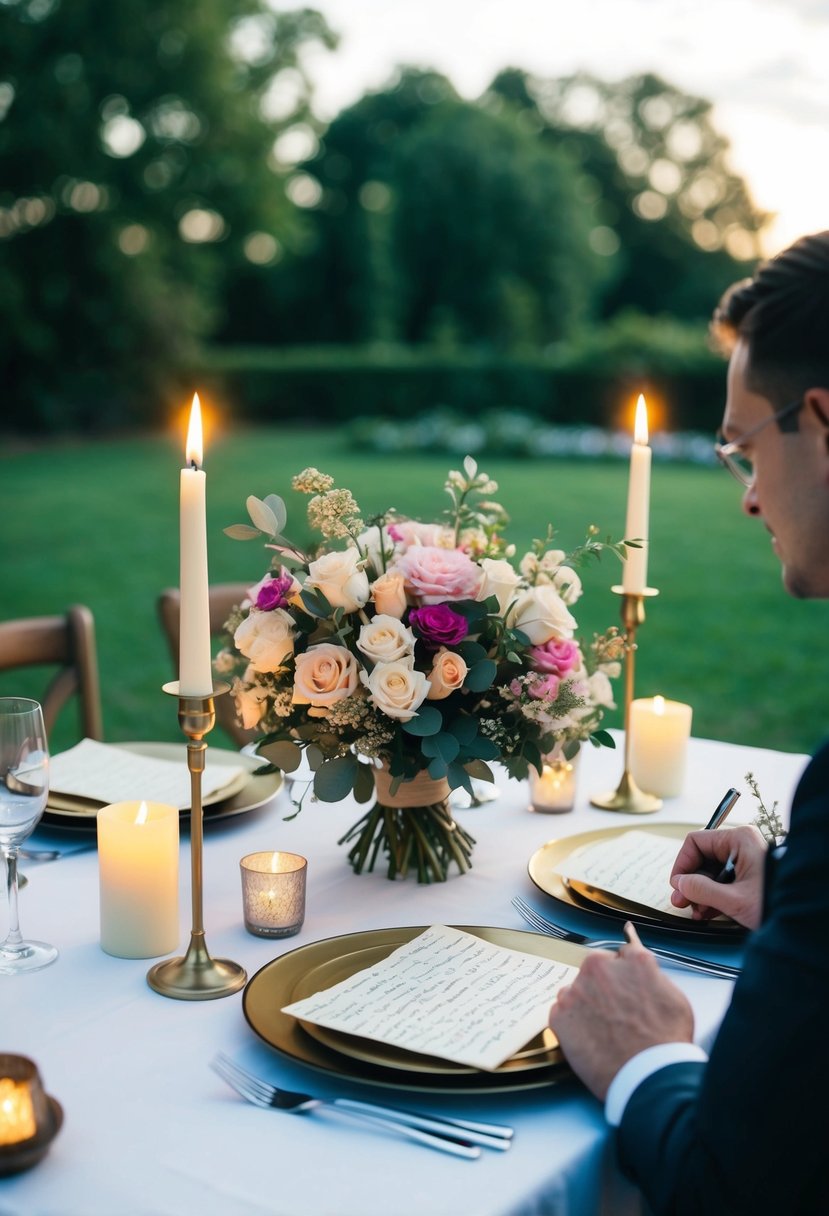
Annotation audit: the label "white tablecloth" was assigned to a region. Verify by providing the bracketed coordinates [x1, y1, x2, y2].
[0, 734, 807, 1216]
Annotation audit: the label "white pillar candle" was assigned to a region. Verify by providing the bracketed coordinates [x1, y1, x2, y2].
[97, 801, 179, 958]
[179, 393, 213, 696]
[622, 394, 652, 594]
[629, 695, 693, 798]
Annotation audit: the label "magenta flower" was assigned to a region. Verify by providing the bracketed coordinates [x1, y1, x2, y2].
[529, 638, 581, 676]
[409, 604, 469, 649]
[256, 570, 296, 612]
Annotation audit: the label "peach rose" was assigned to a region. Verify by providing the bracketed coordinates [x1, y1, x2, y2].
[426, 648, 468, 700]
[371, 570, 408, 619]
[292, 644, 358, 717]
[361, 660, 430, 721]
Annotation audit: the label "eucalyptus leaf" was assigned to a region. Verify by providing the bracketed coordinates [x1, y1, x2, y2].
[246, 495, 278, 536]
[305, 744, 325, 770]
[448, 761, 474, 794]
[401, 705, 442, 736]
[466, 735, 499, 760]
[421, 732, 461, 764]
[447, 715, 477, 744]
[263, 494, 287, 534]
[313, 755, 357, 802]
[456, 640, 488, 665]
[463, 759, 495, 784]
[464, 659, 498, 692]
[353, 762, 377, 804]
[223, 524, 261, 541]
[591, 729, 616, 749]
[255, 740, 302, 773]
[427, 757, 449, 780]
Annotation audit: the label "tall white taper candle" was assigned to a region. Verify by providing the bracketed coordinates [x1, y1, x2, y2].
[179, 393, 213, 695]
[622, 394, 652, 594]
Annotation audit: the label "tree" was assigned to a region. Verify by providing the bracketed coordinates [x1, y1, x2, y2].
[0, 0, 335, 429]
[483, 68, 770, 320]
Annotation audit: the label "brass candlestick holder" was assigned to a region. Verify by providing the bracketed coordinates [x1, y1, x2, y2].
[590, 586, 663, 814]
[147, 682, 247, 1000]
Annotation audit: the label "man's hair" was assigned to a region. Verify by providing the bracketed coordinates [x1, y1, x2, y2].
[711, 230, 829, 413]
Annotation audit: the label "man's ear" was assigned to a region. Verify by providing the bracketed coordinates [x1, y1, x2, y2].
[806, 388, 829, 432]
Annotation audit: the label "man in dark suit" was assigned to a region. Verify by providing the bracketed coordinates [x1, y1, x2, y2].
[549, 230, 829, 1215]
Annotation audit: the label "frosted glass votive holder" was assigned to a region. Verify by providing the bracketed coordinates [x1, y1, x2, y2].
[240, 852, 307, 938]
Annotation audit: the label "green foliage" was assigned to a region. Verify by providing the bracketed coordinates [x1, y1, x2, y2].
[0, 0, 335, 429]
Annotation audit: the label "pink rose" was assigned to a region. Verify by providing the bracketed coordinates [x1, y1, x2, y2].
[529, 639, 581, 676]
[527, 673, 561, 701]
[292, 643, 358, 718]
[387, 521, 453, 552]
[395, 545, 481, 604]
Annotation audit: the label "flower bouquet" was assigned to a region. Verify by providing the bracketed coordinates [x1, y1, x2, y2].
[219, 459, 625, 883]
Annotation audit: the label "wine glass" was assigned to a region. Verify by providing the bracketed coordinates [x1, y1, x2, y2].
[0, 697, 58, 973]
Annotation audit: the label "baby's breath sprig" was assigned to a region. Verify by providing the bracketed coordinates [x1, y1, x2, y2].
[745, 771, 787, 846]
[444, 456, 505, 546]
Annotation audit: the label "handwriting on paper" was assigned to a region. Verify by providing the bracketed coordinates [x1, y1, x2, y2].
[48, 738, 244, 809]
[282, 925, 578, 1071]
[554, 830, 692, 917]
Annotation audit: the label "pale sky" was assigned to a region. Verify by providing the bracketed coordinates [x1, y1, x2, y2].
[299, 0, 829, 256]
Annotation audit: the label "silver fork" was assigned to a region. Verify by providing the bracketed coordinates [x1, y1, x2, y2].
[511, 897, 741, 980]
[211, 1054, 513, 1157]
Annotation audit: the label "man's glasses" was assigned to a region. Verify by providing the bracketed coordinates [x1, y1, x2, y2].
[715, 397, 804, 487]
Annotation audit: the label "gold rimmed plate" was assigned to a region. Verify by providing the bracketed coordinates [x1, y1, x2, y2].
[43, 742, 282, 829]
[243, 925, 585, 1094]
[529, 823, 745, 939]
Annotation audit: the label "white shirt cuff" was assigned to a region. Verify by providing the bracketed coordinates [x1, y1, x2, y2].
[605, 1042, 709, 1126]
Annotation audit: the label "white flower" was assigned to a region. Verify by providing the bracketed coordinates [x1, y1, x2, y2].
[231, 677, 270, 730]
[361, 660, 430, 721]
[356, 615, 416, 664]
[587, 670, 616, 709]
[507, 585, 576, 644]
[476, 557, 521, 614]
[549, 565, 582, 605]
[306, 548, 370, 612]
[234, 608, 295, 673]
[353, 524, 399, 572]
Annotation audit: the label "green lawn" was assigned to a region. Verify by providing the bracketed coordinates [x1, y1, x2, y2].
[1, 426, 825, 758]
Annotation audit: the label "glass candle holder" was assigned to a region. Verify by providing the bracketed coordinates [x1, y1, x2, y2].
[529, 750, 580, 814]
[0, 1054, 62, 1176]
[240, 852, 307, 938]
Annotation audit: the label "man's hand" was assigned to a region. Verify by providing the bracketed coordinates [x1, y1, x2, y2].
[549, 925, 694, 1100]
[669, 825, 767, 930]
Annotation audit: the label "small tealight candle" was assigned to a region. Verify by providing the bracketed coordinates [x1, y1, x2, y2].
[529, 754, 579, 814]
[97, 800, 180, 959]
[0, 1053, 62, 1175]
[629, 695, 693, 798]
[0, 1077, 36, 1147]
[240, 852, 307, 938]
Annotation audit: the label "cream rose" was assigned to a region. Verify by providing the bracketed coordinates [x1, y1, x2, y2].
[476, 557, 521, 614]
[292, 644, 359, 717]
[354, 524, 399, 572]
[356, 614, 416, 664]
[361, 660, 430, 721]
[426, 648, 468, 700]
[507, 585, 577, 644]
[234, 608, 295, 673]
[231, 677, 270, 730]
[371, 570, 408, 619]
[305, 549, 370, 612]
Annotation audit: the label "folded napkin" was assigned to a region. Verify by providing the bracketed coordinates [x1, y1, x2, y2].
[48, 738, 245, 811]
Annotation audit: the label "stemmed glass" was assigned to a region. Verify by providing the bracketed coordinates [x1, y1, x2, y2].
[0, 697, 58, 974]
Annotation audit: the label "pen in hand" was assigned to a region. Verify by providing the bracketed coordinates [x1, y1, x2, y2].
[698, 787, 741, 883]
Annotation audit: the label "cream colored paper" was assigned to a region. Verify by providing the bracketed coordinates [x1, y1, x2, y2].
[553, 829, 692, 917]
[282, 924, 578, 1071]
[49, 738, 244, 810]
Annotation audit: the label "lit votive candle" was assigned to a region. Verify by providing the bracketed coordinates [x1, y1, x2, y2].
[629, 695, 693, 798]
[529, 753, 579, 814]
[240, 852, 307, 938]
[97, 801, 180, 959]
[0, 1076, 36, 1147]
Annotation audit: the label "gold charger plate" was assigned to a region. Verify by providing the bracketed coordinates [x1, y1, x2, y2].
[292, 941, 561, 1075]
[43, 742, 282, 829]
[529, 823, 745, 939]
[243, 925, 585, 1094]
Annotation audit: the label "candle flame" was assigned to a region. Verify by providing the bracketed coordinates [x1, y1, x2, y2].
[653, 695, 666, 716]
[185, 393, 203, 468]
[634, 394, 649, 445]
[135, 800, 150, 826]
[270, 852, 281, 873]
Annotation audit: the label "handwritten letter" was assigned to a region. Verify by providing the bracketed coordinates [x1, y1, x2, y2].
[282, 925, 578, 1071]
[554, 830, 692, 916]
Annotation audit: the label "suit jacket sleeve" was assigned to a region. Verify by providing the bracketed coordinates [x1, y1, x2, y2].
[615, 743, 829, 1215]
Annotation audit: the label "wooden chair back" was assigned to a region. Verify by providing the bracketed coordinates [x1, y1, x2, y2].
[157, 584, 254, 747]
[0, 605, 104, 741]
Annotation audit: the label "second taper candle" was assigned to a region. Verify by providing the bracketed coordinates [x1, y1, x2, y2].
[622, 394, 652, 594]
[179, 393, 213, 695]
